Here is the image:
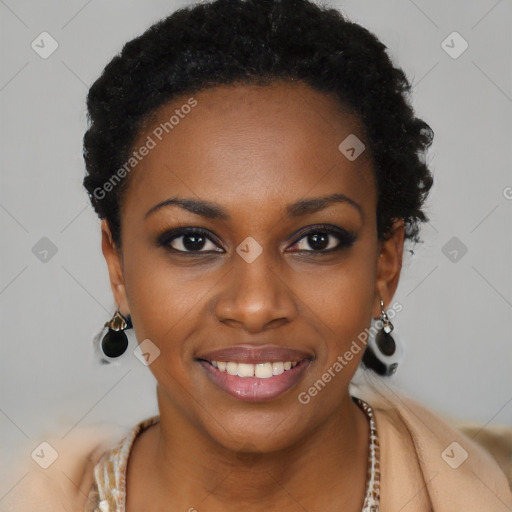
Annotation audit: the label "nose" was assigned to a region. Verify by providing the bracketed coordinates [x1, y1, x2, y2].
[213, 246, 297, 333]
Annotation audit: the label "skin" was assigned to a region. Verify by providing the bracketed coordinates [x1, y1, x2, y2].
[101, 80, 404, 511]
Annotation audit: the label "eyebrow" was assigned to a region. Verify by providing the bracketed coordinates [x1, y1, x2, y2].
[145, 193, 363, 221]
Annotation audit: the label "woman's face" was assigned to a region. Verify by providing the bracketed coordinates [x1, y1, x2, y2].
[102, 81, 404, 452]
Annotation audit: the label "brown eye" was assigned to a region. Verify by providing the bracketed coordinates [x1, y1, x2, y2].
[158, 228, 223, 253]
[288, 225, 356, 254]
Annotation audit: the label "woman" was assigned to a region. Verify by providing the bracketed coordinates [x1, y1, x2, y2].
[8, 0, 511, 511]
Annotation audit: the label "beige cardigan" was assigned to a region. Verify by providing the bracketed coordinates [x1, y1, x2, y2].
[3, 382, 511, 511]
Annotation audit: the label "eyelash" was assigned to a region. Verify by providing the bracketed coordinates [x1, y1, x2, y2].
[157, 224, 356, 256]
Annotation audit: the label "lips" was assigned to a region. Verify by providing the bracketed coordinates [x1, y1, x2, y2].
[196, 344, 313, 402]
[197, 344, 313, 364]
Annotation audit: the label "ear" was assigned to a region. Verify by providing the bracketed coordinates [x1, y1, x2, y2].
[372, 218, 405, 318]
[101, 219, 130, 316]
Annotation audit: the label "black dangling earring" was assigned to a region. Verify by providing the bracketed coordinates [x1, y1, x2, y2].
[362, 298, 401, 376]
[100, 310, 132, 359]
[375, 298, 396, 357]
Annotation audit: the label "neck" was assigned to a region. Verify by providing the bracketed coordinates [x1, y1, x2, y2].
[129, 386, 370, 511]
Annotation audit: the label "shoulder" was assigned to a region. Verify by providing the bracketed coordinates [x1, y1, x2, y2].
[1, 421, 132, 512]
[353, 380, 512, 511]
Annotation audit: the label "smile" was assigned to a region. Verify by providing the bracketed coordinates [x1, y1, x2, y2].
[208, 360, 298, 378]
[197, 357, 312, 402]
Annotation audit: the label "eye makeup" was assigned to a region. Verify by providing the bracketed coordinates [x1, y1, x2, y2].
[155, 223, 357, 256]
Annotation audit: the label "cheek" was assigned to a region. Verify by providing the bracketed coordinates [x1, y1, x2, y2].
[295, 249, 376, 362]
[122, 255, 212, 399]
[121, 243, 209, 354]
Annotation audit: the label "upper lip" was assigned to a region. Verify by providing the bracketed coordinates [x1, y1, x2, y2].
[197, 344, 314, 364]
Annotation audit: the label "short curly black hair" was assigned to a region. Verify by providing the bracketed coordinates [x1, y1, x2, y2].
[83, 0, 434, 251]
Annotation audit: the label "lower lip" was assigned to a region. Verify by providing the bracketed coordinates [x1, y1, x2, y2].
[198, 359, 312, 402]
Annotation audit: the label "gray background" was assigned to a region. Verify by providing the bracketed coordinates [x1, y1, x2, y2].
[1, 0, 511, 499]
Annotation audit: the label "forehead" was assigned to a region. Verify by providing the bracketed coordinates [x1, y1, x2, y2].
[123, 81, 376, 220]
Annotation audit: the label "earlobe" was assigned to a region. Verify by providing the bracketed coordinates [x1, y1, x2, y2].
[101, 220, 130, 315]
[373, 218, 405, 316]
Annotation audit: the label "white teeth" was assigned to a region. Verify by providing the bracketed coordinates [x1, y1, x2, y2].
[237, 363, 255, 377]
[272, 362, 284, 375]
[210, 360, 300, 378]
[255, 362, 273, 378]
[226, 362, 238, 376]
